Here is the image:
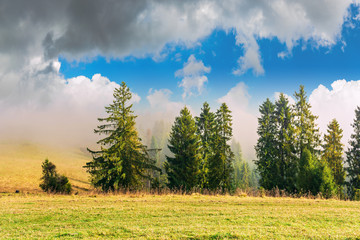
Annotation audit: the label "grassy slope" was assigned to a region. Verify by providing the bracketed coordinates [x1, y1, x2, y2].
[0, 142, 92, 193]
[1, 194, 360, 239]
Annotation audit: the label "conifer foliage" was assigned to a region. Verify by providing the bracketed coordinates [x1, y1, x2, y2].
[255, 99, 279, 190]
[165, 106, 201, 191]
[84, 82, 159, 191]
[322, 119, 345, 193]
[207, 103, 234, 191]
[255, 87, 338, 198]
[293, 85, 321, 157]
[40, 159, 72, 194]
[195, 102, 216, 189]
[346, 106, 360, 199]
[274, 93, 297, 192]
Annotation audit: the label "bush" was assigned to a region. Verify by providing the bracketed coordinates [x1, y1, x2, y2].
[354, 189, 360, 201]
[39, 159, 72, 194]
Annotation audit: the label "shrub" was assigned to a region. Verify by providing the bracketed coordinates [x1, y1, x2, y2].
[39, 159, 72, 194]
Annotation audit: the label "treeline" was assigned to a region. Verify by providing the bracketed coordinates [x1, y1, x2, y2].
[81, 82, 360, 200]
[255, 86, 360, 200]
[84, 82, 256, 193]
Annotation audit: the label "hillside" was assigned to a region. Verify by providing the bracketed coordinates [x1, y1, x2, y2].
[0, 142, 92, 193]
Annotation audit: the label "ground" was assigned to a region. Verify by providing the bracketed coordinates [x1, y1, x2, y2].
[1, 194, 360, 239]
[1, 142, 360, 239]
[0, 142, 91, 193]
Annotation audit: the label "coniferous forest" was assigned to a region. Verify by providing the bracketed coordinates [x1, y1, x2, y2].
[84, 82, 360, 200]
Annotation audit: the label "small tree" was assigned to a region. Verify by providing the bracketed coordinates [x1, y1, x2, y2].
[39, 159, 72, 194]
[296, 149, 336, 198]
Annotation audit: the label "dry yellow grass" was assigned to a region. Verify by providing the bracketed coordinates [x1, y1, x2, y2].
[0, 141, 91, 193]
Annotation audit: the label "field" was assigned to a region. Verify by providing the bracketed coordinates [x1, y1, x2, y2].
[1, 194, 360, 239]
[1, 142, 360, 239]
[0, 142, 92, 193]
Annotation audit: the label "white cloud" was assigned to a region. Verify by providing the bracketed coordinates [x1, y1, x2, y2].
[0, 0, 355, 84]
[0, 73, 141, 147]
[218, 82, 258, 160]
[309, 79, 360, 148]
[146, 88, 183, 114]
[175, 55, 211, 98]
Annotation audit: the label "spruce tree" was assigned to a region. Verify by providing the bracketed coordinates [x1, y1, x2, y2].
[297, 149, 336, 198]
[346, 106, 360, 199]
[40, 159, 72, 194]
[274, 93, 297, 192]
[255, 98, 279, 190]
[196, 102, 216, 189]
[322, 119, 345, 195]
[165, 106, 201, 191]
[294, 85, 321, 157]
[297, 149, 319, 195]
[84, 82, 159, 191]
[207, 103, 234, 191]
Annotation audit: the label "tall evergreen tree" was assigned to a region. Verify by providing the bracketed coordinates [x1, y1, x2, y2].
[165, 106, 201, 191]
[255, 98, 279, 190]
[196, 102, 216, 189]
[322, 119, 345, 194]
[346, 106, 360, 199]
[84, 82, 159, 191]
[293, 85, 321, 157]
[274, 93, 297, 192]
[207, 103, 234, 191]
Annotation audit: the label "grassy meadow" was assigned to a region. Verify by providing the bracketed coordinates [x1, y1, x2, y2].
[0, 142, 91, 193]
[1, 142, 360, 239]
[1, 194, 360, 239]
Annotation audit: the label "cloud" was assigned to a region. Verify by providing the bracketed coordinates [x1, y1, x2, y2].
[309, 79, 360, 148]
[175, 55, 211, 98]
[146, 89, 183, 115]
[0, 73, 141, 147]
[0, 0, 356, 80]
[218, 82, 258, 160]
[0, 0, 358, 152]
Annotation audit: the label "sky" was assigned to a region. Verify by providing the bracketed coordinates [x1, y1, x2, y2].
[1, 0, 360, 160]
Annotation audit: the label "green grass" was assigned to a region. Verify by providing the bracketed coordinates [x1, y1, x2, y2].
[1, 194, 360, 239]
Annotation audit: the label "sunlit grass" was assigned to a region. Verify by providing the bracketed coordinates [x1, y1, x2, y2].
[1, 194, 359, 239]
[0, 142, 91, 193]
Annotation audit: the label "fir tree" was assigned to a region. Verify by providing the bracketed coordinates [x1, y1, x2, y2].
[40, 159, 72, 194]
[255, 98, 279, 190]
[165, 106, 201, 191]
[294, 85, 321, 157]
[322, 119, 345, 195]
[84, 82, 159, 191]
[207, 103, 234, 191]
[297, 149, 336, 198]
[274, 93, 297, 192]
[196, 102, 216, 189]
[297, 149, 318, 195]
[346, 106, 360, 199]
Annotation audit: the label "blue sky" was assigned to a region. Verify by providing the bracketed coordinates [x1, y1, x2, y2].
[58, 7, 360, 112]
